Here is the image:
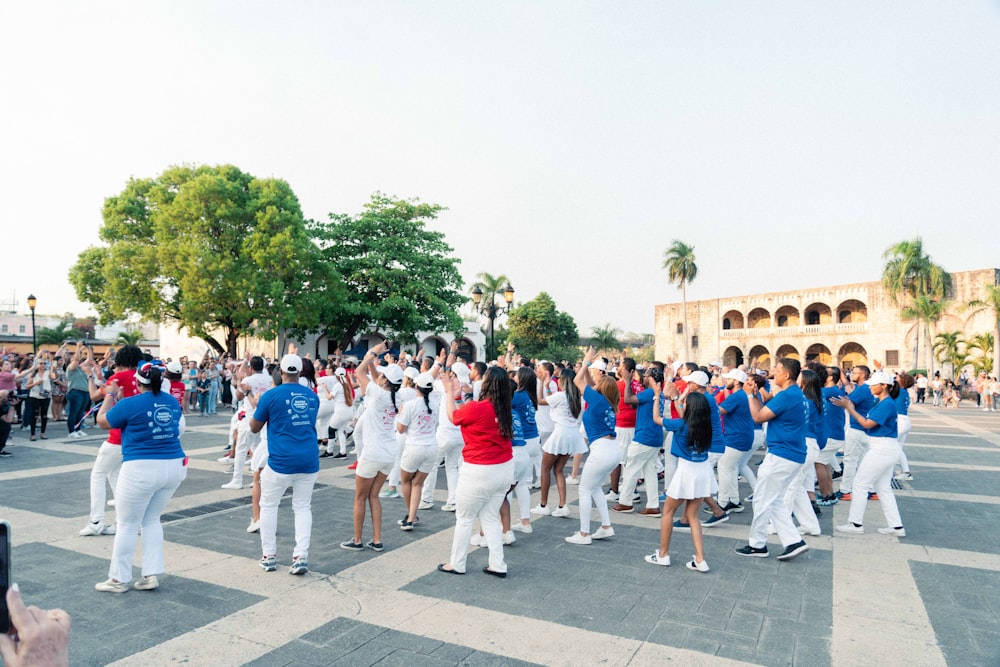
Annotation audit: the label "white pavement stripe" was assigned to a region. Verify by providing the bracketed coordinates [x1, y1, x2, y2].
[908, 490, 1000, 506]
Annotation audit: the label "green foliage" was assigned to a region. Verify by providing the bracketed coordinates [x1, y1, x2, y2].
[116, 330, 145, 346]
[662, 240, 698, 287]
[590, 323, 622, 354]
[308, 193, 465, 349]
[882, 238, 951, 304]
[506, 292, 580, 362]
[965, 284, 1000, 378]
[69, 164, 339, 356]
[35, 320, 81, 346]
[933, 331, 966, 377]
[966, 332, 995, 374]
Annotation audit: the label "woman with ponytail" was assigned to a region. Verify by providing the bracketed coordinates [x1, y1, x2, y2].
[395, 372, 441, 530]
[94, 359, 186, 593]
[532, 367, 586, 518]
[321, 367, 354, 458]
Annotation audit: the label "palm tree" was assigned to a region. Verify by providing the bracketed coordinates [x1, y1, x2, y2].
[933, 331, 965, 379]
[468, 272, 512, 359]
[882, 238, 951, 369]
[35, 321, 78, 346]
[116, 330, 145, 346]
[590, 324, 621, 356]
[965, 283, 1000, 378]
[662, 240, 697, 361]
[901, 295, 947, 374]
[967, 332, 995, 374]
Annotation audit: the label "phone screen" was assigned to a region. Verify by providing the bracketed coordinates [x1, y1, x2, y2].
[0, 521, 9, 633]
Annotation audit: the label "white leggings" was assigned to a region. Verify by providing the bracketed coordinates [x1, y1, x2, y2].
[89, 441, 123, 523]
[717, 445, 756, 506]
[849, 436, 903, 528]
[449, 460, 514, 573]
[511, 446, 533, 521]
[895, 414, 912, 473]
[577, 437, 619, 534]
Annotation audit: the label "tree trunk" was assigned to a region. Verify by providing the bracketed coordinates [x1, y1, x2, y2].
[681, 281, 689, 362]
[203, 334, 226, 357]
[912, 323, 920, 372]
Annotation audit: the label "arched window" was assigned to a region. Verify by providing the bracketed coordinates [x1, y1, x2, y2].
[806, 310, 820, 325]
[723, 318, 732, 330]
[777, 315, 788, 327]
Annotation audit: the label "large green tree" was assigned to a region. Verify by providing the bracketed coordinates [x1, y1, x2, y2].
[590, 323, 622, 356]
[308, 193, 465, 350]
[69, 164, 339, 356]
[965, 283, 1000, 378]
[663, 240, 697, 362]
[967, 332, 995, 374]
[932, 331, 966, 378]
[506, 292, 580, 362]
[882, 237, 951, 370]
[901, 295, 947, 375]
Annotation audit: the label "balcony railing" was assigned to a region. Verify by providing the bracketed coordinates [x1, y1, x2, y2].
[720, 322, 868, 338]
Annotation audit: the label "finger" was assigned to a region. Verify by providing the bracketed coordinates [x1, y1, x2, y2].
[0, 632, 16, 665]
[47, 608, 71, 630]
[6, 584, 39, 630]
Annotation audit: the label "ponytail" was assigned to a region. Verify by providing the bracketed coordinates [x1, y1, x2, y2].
[420, 385, 433, 414]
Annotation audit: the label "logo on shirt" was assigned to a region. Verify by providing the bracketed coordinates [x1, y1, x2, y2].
[153, 406, 174, 426]
[290, 395, 310, 414]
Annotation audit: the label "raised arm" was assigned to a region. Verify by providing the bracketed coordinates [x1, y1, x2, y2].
[576, 346, 597, 393]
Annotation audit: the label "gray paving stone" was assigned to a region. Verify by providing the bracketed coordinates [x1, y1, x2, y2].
[900, 497, 1000, 554]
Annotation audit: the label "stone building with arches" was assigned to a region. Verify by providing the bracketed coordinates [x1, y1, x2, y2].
[654, 268, 999, 373]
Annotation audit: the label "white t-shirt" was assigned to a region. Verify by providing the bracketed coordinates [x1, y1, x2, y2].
[547, 390, 582, 428]
[360, 383, 401, 463]
[435, 379, 463, 441]
[317, 375, 341, 404]
[535, 379, 559, 433]
[242, 372, 273, 398]
[396, 392, 441, 447]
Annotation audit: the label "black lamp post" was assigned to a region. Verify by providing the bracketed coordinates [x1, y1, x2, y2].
[27, 294, 37, 355]
[471, 282, 515, 361]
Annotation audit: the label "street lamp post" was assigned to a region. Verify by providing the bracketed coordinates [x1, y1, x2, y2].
[471, 282, 515, 361]
[27, 294, 37, 355]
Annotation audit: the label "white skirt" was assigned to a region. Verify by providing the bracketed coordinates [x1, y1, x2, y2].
[666, 457, 718, 500]
[542, 425, 588, 456]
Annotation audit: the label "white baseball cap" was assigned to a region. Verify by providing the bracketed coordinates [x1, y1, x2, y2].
[591, 359, 607, 372]
[280, 354, 302, 373]
[376, 364, 404, 385]
[166, 361, 183, 374]
[415, 372, 434, 389]
[687, 370, 710, 387]
[403, 366, 420, 381]
[451, 362, 471, 383]
[723, 369, 748, 383]
[865, 370, 895, 386]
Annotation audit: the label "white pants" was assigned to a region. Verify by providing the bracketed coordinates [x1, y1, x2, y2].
[784, 439, 820, 534]
[449, 460, 514, 573]
[109, 458, 187, 582]
[896, 414, 912, 472]
[748, 453, 804, 549]
[327, 404, 354, 454]
[89, 441, 123, 523]
[619, 442, 661, 509]
[614, 427, 634, 464]
[840, 428, 869, 492]
[511, 446, 533, 521]
[717, 446, 755, 506]
[437, 434, 464, 506]
[259, 466, 317, 560]
[849, 436, 903, 528]
[577, 437, 619, 534]
[230, 420, 260, 485]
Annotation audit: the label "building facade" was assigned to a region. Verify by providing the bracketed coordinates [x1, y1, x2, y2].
[654, 268, 999, 374]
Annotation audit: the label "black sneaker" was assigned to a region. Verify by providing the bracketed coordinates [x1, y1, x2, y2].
[0, 451, 11, 457]
[319, 451, 335, 458]
[332, 452, 347, 459]
[831, 469, 843, 480]
[366, 540, 385, 552]
[720, 501, 744, 513]
[776, 541, 809, 561]
[340, 540, 364, 552]
[734, 544, 769, 557]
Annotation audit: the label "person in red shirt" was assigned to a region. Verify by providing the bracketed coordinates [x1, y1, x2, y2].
[607, 358, 642, 502]
[437, 366, 514, 577]
[79, 345, 142, 537]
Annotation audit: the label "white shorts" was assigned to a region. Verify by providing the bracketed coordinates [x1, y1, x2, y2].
[400, 446, 438, 474]
[356, 458, 393, 479]
[816, 439, 843, 466]
[249, 436, 268, 472]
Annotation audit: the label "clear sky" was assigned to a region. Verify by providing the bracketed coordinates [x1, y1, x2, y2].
[2, 2, 998, 337]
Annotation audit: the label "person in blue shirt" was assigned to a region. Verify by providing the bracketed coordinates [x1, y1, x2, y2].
[94, 360, 186, 594]
[893, 373, 915, 481]
[611, 366, 666, 517]
[832, 371, 906, 536]
[565, 348, 620, 545]
[838, 365, 875, 501]
[682, 371, 730, 527]
[734, 357, 811, 562]
[644, 390, 714, 572]
[505, 367, 540, 536]
[250, 353, 320, 575]
[816, 366, 847, 505]
[716, 369, 755, 513]
[784, 368, 826, 537]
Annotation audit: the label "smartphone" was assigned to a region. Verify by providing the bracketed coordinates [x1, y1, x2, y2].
[0, 521, 10, 633]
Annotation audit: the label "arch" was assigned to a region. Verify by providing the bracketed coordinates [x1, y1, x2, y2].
[419, 335, 448, 358]
[806, 343, 833, 365]
[723, 346, 745, 368]
[836, 299, 868, 323]
[774, 305, 800, 328]
[776, 344, 800, 361]
[749, 344, 771, 370]
[748, 308, 772, 329]
[722, 310, 744, 330]
[456, 337, 477, 362]
[837, 342, 868, 368]
[804, 302, 832, 326]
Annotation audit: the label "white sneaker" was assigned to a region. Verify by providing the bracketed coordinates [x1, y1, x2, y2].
[836, 523, 865, 535]
[418, 500, 435, 510]
[798, 526, 821, 536]
[95, 578, 129, 594]
[217, 456, 233, 463]
[530, 504, 552, 516]
[877, 526, 906, 537]
[605, 490, 620, 502]
[894, 472, 913, 481]
[644, 551, 670, 567]
[566, 477, 580, 485]
[107, 499, 116, 507]
[551, 505, 571, 518]
[503, 531, 516, 545]
[79, 522, 106, 536]
[246, 520, 260, 533]
[511, 522, 533, 534]
[686, 557, 710, 573]
[441, 503, 457, 512]
[591, 526, 615, 540]
[469, 533, 487, 547]
[565, 532, 592, 545]
[100, 524, 116, 535]
[221, 481, 243, 490]
[133, 575, 159, 591]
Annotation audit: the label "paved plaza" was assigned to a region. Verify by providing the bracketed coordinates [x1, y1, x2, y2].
[1, 404, 998, 666]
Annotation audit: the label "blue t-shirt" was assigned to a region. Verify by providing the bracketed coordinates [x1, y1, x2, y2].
[706, 395, 725, 454]
[866, 397, 898, 438]
[719, 390, 754, 452]
[823, 386, 847, 440]
[894, 389, 910, 416]
[633, 388, 665, 447]
[662, 418, 709, 463]
[763, 385, 807, 464]
[848, 384, 875, 431]
[106, 391, 185, 463]
[253, 382, 320, 474]
[805, 397, 828, 450]
[582, 385, 616, 443]
[511, 390, 538, 446]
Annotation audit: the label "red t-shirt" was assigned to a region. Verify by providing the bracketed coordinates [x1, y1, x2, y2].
[169, 380, 186, 407]
[669, 379, 688, 419]
[106, 370, 139, 446]
[615, 378, 643, 428]
[452, 400, 513, 466]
